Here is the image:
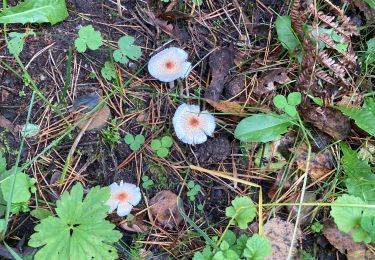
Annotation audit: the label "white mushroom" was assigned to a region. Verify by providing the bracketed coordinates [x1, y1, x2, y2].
[106, 181, 141, 217]
[172, 103, 216, 145]
[148, 47, 192, 83]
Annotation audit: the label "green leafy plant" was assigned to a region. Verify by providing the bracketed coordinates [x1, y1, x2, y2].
[187, 181, 201, 201]
[364, 0, 375, 10]
[113, 36, 142, 64]
[330, 194, 371, 243]
[150, 136, 173, 158]
[74, 25, 103, 53]
[101, 121, 121, 144]
[234, 114, 293, 143]
[243, 234, 272, 259]
[7, 31, 35, 55]
[336, 98, 375, 137]
[28, 183, 122, 259]
[275, 15, 301, 61]
[311, 222, 323, 233]
[225, 196, 256, 229]
[365, 37, 375, 64]
[21, 123, 40, 138]
[0, 153, 36, 214]
[124, 134, 145, 151]
[192, 0, 203, 5]
[0, 0, 69, 25]
[141, 176, 154, 190]
[273, 92, 302, 117]
[101, 61, 117, 81]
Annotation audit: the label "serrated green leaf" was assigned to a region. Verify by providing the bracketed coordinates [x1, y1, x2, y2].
[0, 0, 68, 25]
[0, 153, 6, 173]
[7, 31, 35, 55]
[336, 98, 375, 137]
[330, 195, 366, 233]
[225, 196, 256, 229]
[74, 25, 103, 53]
[193, 247, 213, 260]
[361, 209, 375, 242]
[1, 168, 32, 203]
[234, 114, 293, 143]
[273, 95, 287, 109]
[21, 123, 40, 138]
[29, 183, 121, 260]
[243, 234, 272, 260]
[101, 61, 116, 81]
[113, 36, 141, 64]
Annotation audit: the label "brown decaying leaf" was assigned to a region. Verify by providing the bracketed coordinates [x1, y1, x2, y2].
[204, 98, 245, 116]
[77, 105, 111, 131]
[294, 143, 334, 181]
[263, 218, 302, 260]
[120, 215, 148, 233]
[286, 192, 316, 226]
[204, 46, 234, 102]
[336, 95, 362, 108]
[149, 190, 184, 229]
[299, 101, 351, 140]
[253, 68, 291, 96]
[323, 220, 365, 254]
[158, 11, 192, 21]
[346, 0, 375, 21]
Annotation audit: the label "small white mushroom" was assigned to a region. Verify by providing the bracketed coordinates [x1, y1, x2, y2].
[148, 47, 192, 83]
[106, 181, 141, 217]
[172, 103, 216, 145]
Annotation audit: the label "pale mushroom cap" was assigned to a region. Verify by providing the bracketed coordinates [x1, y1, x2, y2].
[148, 47, 192, 82]
[172, 103, 216, 145]
[106, 180, 141, 217]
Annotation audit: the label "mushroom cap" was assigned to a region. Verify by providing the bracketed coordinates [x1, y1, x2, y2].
[172, 103, 216, 145]
[148, 47, 192, 82]
[106, 181, 141, 217]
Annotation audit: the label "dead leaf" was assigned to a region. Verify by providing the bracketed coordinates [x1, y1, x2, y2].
[336, 94, 363, 108]
[77, 105, 111, 131]
[286, 192, 316, 226]
[204, 99, 246, 116]
[224, 76, 247, 102]
[253, 68, 291, 96]
[294, 143, 334, 181]
[149, 190, 184, 229]
[299, 101, 351, 140]
[158, 11, 192, 21]
[204, 46, 234, 102]
[120, 215, 148, 233]
[263, 218, 302, 260]
[323, 220, 365, 254]
[347, 249, 375, 260]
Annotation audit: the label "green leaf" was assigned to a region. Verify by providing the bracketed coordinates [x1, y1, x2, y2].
[101, 61, 116, 81]
[243, 234, 272, 260]
[366, 38, 375, 64]
[330, 195, 366, 233]
[151, 139, 162, 150]
[193, 247, 213, 260]
[341, 143, 375, 203]
[0, 153, 6, 173]
[124, 134, 134, 144]
[157, 147, 169, 158]
[7, 31, 35, 55]
[0, 0, 68, 25]
[130, 142, 140, 151]
[361, 209, 375, 242]
[225, 196, 256, 229]
[74, 25, 103, 53]
[287, 92, 301, 106]
[275, 16, 300, 58]
[30, 208, 53, 220]
[113, 36, 141, 64]
[336, 98, 375, 137]
[28, 183, 122, 260]
[222, 230, 236, 247]
[284, 104, 297, 117]
[0, 219, 5, 232]
[161, 136, 173, 148]
[1, 168, 33, 203]
[21, 123, 40, 138]
[364, 0, 375, 10]
[273, 95, 287, 109]
[134, 134, 145, 144]
[234, 114, 293, 143]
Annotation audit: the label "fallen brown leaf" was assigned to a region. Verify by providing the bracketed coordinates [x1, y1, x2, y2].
[0, 114, 16, 135]
[77, 105, 111, 131]
[120, 215, 148, 233]
[286, 192, 316, 226]
[149, 190, 184, 229]
[263, 218, 302, 260]
[253, 68, 291, 96]
[204, 99, 246, 116]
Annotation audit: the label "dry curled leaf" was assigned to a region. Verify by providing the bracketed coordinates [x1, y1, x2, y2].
[286, 192, 316, 226]
[204, 46, 234, 102]
[204, 99, 245, 116]
[78, 105, 111, 131]
[120, 215, 148, 233]
[149, 190, 184, 229]
[295, 143, 334, 181]
[263, 218, 302, 260]
[254, 68, 291, 96]
[323, 220, 365, 254]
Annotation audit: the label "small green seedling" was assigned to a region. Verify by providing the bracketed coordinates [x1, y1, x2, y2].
[125, 134, 145, 151]
[7, 31, 36, 56]
[101, 61, 117, 81]
[74, 25, 103, 53]
[311, 222, 323, 233]
[21, 123, 40, 138]
[192, 0, 203, 5]
[150, 136, 173, 158]
[186, 180, 201, 201]
[225, 196, 256, 229]
[141, 176, 154, 190]
[273, 91, 302, 117]
[113, 36, 142, 64]
[102, 120, 121, 144]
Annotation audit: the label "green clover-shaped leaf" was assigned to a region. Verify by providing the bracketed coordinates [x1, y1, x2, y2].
[284, 104, 297, 117]
[161, 136, 173, 147]
[273, 95, 287, 109]
[113, 36, 142, 64]
[225, 196, 256, 229]
[101, 61, 116, 81]
[151, 139, 162, 150]
[74, 25, 103, 53]
[135, 134, 145, 144]
[157, 147, 169, 158]
[287, 92, 302, 106]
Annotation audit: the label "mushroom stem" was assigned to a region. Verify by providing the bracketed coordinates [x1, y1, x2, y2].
[169, 81, 175, 89]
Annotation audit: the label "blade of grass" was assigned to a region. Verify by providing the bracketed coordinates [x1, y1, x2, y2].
[60, 47, 73, 102]
[3, 242, 23, 260]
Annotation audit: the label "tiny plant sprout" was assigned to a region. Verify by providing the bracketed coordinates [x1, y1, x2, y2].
[172, 103, 215, 145]
[147, 47, 192, 86]
[107, 181, 141, 217]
